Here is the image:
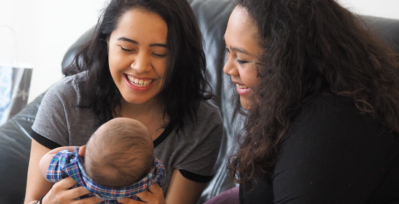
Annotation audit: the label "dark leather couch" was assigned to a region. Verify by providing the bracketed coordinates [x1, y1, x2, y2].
[1, 0, 399, 203]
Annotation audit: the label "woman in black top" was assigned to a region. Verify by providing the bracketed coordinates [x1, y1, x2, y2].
[218, 0, 399, 203]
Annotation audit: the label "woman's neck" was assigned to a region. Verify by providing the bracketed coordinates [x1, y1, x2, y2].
[116, 97, 169, 140]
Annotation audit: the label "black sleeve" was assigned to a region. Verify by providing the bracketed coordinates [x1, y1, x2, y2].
[271, 98, 396, 203]
[178, 169, 213, 183]
[31, 130, 61, 150]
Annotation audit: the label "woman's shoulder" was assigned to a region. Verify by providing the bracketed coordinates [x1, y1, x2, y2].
[289, 94, 399, 147]
[275, 95, 399, 202]
[196, 100, 223, 122]
[44, 71, 88, 103]
[198, 99, 220, 110]
[295, 95, 371, 127]
[301, 95, 353, 114]
[48, 71, 88, 93]
[178, 100, 223, 138]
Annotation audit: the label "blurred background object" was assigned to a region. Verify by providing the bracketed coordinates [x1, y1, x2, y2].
[0, 26, 33, 125]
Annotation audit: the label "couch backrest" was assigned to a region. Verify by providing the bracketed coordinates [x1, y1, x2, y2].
[360, 15, 399, 53]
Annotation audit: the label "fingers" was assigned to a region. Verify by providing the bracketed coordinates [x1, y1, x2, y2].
[53, 177, 77, 190]
[148, 183, 162, 194]
[61, 187, 90, 201]
[135, 191, 152, 202]
[118, 197, 143, 204]
[128, 184, 165, 204]
[51, 177, 104, 203]
[71, 195, 105, 204]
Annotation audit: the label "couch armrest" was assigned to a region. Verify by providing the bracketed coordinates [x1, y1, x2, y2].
[0, 93, 44, 204]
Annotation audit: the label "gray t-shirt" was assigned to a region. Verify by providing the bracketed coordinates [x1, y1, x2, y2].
[32, 71, 223, 193]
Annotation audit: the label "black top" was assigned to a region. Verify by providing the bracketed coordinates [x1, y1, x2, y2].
[240, 96, 399, 204]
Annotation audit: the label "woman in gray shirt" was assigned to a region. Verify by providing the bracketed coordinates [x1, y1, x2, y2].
[24, 0, 223, 203]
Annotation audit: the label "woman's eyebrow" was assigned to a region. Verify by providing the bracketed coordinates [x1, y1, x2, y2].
[150, 43, 167, 48]
[230, 46, 250, 55]
[117, 37, 138, 44]
[224, 36, 251, 55]
[117, 37, 167, 48]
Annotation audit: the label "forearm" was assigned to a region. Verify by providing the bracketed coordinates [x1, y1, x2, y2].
[165, 169, 206, 204]
[24, 139, 54, 204]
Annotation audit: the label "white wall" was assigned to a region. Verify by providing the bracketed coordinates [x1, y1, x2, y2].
[339, 0, 399, 20]
[0, 0, 108, 103]
[0, 0, 399, 103]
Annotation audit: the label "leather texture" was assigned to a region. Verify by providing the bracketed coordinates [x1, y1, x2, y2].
[1, 0, 398, 203]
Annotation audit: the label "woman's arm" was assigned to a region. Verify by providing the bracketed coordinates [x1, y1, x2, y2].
[165, 169, 207, 204]
[25, 140, 103, 204]
[24, 139, 54, 204]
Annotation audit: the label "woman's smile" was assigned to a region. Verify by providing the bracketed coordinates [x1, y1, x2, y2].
[124, 74, 156, 92]
[125, 74, 154, 87]
[235, 83, 251, 96]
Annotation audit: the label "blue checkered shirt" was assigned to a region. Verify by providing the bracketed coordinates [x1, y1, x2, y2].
[46, 147, 166, 203]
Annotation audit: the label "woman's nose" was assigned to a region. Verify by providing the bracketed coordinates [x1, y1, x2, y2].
[131, 52, 151, 73]
[223, 55, 238, 76]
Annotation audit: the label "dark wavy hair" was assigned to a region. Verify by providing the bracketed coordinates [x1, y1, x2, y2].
[65, 0, 210, 129]
[228, 0, 399, 184]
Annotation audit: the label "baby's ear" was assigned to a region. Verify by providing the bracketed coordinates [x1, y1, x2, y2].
[79, 145, 86, 157]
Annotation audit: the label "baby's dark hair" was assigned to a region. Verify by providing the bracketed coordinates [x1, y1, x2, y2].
[84, 118, 154, 187]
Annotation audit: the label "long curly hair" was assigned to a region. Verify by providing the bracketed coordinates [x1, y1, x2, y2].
[228, 0, 399, 184]
[66, 0, 211, 129]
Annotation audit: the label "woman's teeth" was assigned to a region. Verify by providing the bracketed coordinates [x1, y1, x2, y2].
[236, 84, 248, 89]
[127, 75, 153, 87]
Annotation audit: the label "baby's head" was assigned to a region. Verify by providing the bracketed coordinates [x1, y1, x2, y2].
[83, 117, 153, 187]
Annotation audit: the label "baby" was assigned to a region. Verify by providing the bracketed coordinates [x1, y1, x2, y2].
[39, 117, 165, 203]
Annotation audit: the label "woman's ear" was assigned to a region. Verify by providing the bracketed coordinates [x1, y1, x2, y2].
[79, 145, 86, 157]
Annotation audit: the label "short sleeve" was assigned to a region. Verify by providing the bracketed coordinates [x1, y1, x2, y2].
[46, 150, 72, 182]
[174, 101, 224, 180]
[31, 72, 98, 147]
[31, 78, 73, 146]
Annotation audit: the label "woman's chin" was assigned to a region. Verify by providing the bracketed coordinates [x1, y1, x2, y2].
[240, 97, 251, 110]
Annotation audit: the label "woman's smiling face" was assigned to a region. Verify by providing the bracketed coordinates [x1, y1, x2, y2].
[223, 6, 263, 110]
[108, 8, 168, 106]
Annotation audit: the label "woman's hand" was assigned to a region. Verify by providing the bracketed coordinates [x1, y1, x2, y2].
[42, 177, 104, 204]
[118, 184, 165, 204]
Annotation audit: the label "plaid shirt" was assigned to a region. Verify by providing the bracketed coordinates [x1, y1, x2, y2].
[46, 147, 166, 203]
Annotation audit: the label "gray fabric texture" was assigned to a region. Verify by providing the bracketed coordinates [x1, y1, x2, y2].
[32, 71, 224, 194]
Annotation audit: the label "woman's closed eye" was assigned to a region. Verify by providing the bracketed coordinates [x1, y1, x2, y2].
[225, 47, 249, 65]
[237, 59, 249, 65]
[120, 46, 135, 52]
[152, 53, 167, 58]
